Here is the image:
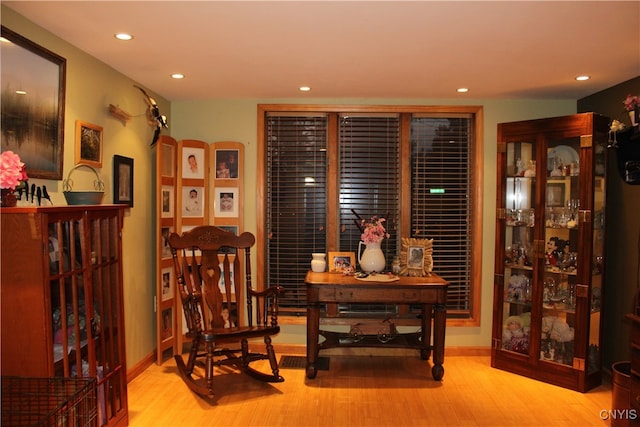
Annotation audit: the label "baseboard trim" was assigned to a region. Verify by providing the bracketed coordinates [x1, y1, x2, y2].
[127, 351, 155, 383]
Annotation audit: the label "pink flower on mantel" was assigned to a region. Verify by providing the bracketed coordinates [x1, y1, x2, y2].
[0, 151, 28, 190]
[623, 94, 640, 112]
[360, 216, 390, 244]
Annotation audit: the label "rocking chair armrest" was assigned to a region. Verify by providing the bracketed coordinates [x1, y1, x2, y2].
[248, 285, 285, 298]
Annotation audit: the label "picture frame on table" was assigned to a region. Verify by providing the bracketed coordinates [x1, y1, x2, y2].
[113, 155, 134, 207]
[0, 26, 66, 180]
[398, 237, 433, 277]
[75, 120, 103, 168]
[328, 252, 355, 273]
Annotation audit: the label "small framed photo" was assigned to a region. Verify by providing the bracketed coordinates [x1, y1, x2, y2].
[182, 147, 204, 179]
[399, 237, 433, 277]
[182, 186, 204, 217]
[546, 183, 565, 207]
[161, 186, 174, 218]
[161, 307, 173, 341]
[215, 149, 239, 179]
[216, 226, 238, 254]
[161, 142, 175, 177]
[214, 187, 238, 217]
[161, 267, 173, 301]
[76, 120, 103, 168]
[113, 155, 134, 206]
[328, 252, 356, 273]
[161, 226, 173, 259]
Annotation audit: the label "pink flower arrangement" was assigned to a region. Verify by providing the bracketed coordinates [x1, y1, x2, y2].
[1, 151, 28, 190]
[623, 94, 640, 112]
[360, 216, 390, 244]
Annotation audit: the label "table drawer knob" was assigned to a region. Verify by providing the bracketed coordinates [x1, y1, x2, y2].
[337, 291, 354, 298]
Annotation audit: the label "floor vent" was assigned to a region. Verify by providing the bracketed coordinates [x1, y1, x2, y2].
[279, 355, 330, 371]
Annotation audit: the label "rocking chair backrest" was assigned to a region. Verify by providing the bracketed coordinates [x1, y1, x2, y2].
[168, 225, 257, 333]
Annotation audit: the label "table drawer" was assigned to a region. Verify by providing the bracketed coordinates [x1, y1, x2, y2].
[319, 288, 441, 303]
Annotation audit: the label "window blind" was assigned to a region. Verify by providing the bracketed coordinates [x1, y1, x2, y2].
[410, 116, 472, 314]
[262, 107, 478, 320]
[266, 114, 327, 312]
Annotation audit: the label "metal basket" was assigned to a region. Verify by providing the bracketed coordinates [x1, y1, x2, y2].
[63, 164, 105, 205]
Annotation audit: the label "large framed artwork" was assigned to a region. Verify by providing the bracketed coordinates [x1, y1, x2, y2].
[0, 26, 66, 179]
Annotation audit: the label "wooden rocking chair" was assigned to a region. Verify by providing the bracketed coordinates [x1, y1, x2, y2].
[168, 225, 285, 398]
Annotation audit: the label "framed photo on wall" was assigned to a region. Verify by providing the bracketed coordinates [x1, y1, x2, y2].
[214, 149, 239, 179]
[182, 147, 204, 179]
[161, 142, 175, 177]
[76, 120, 103, 168]
[214, 187, 238, 217]
[161, 267, 173, 302]
[161, 227, 173, 259]
[161, 307, 173, 341]
[182, 186, 204, 217]
[161, 186, 174, 218]
[0, 26, 66, 179]
[114, 155, 134, 206]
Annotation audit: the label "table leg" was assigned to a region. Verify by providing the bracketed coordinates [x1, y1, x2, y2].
[431, 302, 446, 381]
[420, 303, 432, 360]
[306, 303, 320, 379]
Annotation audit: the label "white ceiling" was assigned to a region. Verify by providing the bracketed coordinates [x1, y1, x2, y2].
[4, 1, 640, 102]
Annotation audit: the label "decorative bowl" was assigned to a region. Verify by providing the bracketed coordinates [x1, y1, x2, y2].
[63, 191, 104, 205]
[63, 164, 105, 205]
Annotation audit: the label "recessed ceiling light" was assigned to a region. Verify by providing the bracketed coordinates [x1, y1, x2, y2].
[171, 73, 185, 79]
[575, 75, 590, 81]
[299, 86, 311, 92]
[457, 87, 469, 93]
[114, 33, 133, 41]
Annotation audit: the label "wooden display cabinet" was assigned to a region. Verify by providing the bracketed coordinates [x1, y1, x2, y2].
[1, 205, 128, 426]
[491, 113, 609, 392]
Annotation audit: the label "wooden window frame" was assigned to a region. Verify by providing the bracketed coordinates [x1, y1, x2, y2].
[257, 104, 483, 327]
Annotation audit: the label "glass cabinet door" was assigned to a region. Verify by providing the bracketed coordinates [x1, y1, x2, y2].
[501, 140, 536, 356]
[49, 216, 89, 378]
[89, 213, 126, 426]
[540, 138, 581, 367]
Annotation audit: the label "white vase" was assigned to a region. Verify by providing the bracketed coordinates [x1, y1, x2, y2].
[630, 110, 638, 127]
[310, 253, 327, 272]
[358, 241, 386, 273]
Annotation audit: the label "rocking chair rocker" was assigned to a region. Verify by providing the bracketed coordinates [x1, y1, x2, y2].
[168, 225, 285, 398]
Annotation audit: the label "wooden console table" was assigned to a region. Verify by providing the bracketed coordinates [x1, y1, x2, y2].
[305, 271, 448, 380]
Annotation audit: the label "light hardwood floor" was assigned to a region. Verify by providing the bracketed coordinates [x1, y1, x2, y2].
[126, 351, 614, 427]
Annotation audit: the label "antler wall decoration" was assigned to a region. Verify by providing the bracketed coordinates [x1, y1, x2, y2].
[134, 85, 168, 146]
